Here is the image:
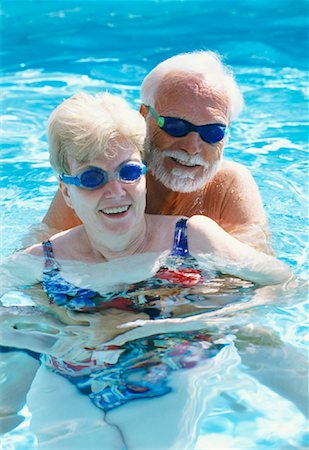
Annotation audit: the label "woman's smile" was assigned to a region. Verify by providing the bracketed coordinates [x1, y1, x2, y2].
[98, 204, 131, 218]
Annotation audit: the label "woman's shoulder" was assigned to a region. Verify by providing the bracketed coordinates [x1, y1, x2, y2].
[187, 215, 213, 230]
[147, 215, 193, 236]
[23, 243, 44, 257]
[146, 214, 188, 226]
[144, 214, 189, 252]
[24, 226, 83, 259]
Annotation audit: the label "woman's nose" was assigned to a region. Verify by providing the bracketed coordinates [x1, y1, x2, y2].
[102, 179, 126, 198]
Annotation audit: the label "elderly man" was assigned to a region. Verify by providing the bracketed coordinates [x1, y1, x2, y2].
[43, 51, 271, 253]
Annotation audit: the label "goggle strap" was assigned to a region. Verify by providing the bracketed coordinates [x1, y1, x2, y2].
[60, 174, 80, 187]
[158, 117, 165, 128]
[148, 105, 165, 128]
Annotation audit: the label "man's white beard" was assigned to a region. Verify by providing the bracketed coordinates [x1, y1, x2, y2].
[146, 147, 221, 193]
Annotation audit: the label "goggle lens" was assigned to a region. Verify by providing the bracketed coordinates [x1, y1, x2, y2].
[163, 118, 189, 137]
[148, 106, 226, 144]
[162, 118, 226, 143]
[80, 168, 107, 188]
[60, 162, 146, 190]
[199, 124, 226, 144]
[119, 162, 144, 182]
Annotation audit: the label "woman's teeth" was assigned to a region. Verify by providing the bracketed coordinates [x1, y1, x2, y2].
[100, 206, 130, 215]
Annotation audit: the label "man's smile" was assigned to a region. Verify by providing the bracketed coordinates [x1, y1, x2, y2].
[170, 156, 200, 167]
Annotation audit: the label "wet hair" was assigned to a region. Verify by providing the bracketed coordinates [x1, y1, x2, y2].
[140, 51, 244, 121]
[48, 92, 146, 175]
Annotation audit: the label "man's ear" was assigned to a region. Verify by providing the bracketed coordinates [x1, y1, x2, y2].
[139, 103, 148, 118]
[59, 181, 73, 209]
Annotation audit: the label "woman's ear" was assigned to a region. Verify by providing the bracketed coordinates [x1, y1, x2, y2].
[59, 181, 73, 209]
[139, 103, 148, 118]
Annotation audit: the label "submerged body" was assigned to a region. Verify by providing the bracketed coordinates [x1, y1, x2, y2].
[2, 266, 307, 449]
[38, 220, 228, 412]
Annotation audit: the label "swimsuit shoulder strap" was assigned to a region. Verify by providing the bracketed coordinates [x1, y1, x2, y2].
[42, 240, 59, 269]
[170, 218, 191, 257]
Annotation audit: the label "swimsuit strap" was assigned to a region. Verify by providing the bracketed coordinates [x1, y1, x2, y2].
[42, 240, 59, 270]
[170, 218, 191, 257]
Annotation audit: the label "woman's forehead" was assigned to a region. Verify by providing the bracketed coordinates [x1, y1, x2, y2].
[106, 136, 141, 154]
[68, 141, 141, 172]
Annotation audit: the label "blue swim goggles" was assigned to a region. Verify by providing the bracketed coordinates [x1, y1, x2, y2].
[60, 161, 146, 190]
[148, 105, 227, 144]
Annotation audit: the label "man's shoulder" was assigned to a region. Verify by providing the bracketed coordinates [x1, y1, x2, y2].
[210, 160, 253, 189]
[204, 160, 257, 207]
[215, 160, 251, 179]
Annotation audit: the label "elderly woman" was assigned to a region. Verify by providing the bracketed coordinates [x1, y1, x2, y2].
[1, 92, 299, 448]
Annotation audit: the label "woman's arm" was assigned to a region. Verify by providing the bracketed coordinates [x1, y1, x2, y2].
[188, 215, 292, 285]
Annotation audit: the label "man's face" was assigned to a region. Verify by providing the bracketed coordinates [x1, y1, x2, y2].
[144, 74, 230, 193]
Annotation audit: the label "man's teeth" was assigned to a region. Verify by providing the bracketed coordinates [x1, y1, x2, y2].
[172, 157, 198, 167]
[100, 206, 129, 215]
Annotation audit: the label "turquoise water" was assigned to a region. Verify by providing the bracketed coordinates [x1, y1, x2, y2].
[1, 0, 308, 449]
[1, 0, 308, 272]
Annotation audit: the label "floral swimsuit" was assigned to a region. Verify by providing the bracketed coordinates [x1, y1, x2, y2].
[41, 219, 227, 411]
[42, 218, 216, 319]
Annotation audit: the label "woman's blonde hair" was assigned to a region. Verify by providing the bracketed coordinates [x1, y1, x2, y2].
[48, 92, 146, 174]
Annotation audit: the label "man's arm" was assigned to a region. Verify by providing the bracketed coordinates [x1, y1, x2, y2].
[188, 215, 291, 285]
[42, 188, 82, 230]
[207, 161, 273, 254]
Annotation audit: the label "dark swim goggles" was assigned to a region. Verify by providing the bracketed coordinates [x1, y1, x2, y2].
[148, 105, 227, 144]
[60, 161, 146, 190]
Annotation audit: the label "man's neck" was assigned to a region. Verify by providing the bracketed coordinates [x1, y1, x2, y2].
[145, 172, 206, 216]
[145, 172, 170, 214]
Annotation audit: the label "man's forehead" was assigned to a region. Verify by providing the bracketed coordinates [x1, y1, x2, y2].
[154, 72, 230, 119]
[159, 71, 220, 91]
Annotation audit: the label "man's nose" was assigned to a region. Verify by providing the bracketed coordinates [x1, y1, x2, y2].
[102, 179, 126, 198]
[179, 131, 204, 155]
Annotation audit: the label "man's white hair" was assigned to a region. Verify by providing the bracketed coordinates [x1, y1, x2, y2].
[48, 92, 146, 175]
[140, 51, 244, 121]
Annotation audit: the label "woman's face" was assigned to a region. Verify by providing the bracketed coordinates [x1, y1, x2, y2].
[60, 139, 146, 239]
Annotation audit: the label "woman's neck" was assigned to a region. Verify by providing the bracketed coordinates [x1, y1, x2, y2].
[83, 217, 149, 261]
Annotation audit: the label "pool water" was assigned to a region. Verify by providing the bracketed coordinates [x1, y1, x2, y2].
[1, 0, 308, 449]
